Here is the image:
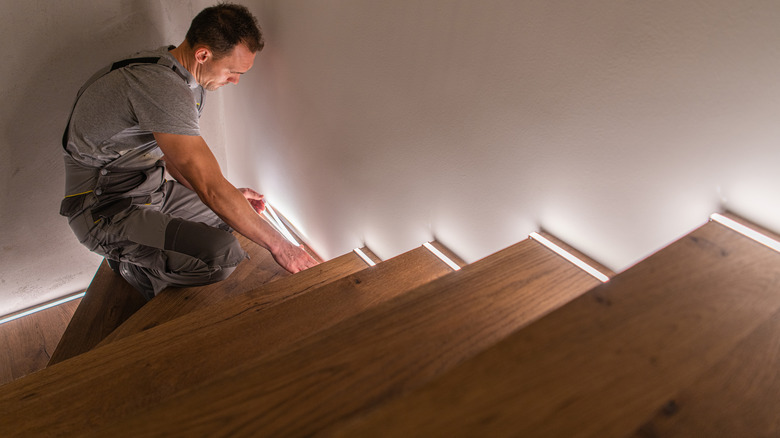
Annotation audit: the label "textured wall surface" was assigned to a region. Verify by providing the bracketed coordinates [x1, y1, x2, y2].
[224, 0, 780, 267]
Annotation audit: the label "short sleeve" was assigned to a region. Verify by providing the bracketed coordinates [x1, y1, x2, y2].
[125, 65, 201, 136]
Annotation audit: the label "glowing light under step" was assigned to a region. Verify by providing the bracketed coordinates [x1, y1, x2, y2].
[262, 203, 300, 246]
[353, 248, 377, 266]
[710, 213, 780, 253]
[529, 232, 609, 283]
[423, 242, 462, 271]
[0, 291, 86, 326]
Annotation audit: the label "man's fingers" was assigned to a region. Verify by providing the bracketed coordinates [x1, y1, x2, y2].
[238, 188, 266, 213]
[248, 198, 266, 213]
[238, 187, 265, 201]
[290, 247, 318, 272]
[273, 245, 319, 274]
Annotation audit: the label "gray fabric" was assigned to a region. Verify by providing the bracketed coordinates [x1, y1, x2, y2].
[63, 46, 204, 197]
[60, 46, 246, 296]
[66, 181, 247, 296]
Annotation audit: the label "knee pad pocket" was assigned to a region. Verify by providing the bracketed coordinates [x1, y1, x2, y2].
[165, 218, 247, 268]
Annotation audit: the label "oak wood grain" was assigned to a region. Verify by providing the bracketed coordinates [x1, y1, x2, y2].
[0, 247, 447, 436]
[90, 239, 598, 437]
[630, 305, 780, 438]
[328, 222, 780, 438]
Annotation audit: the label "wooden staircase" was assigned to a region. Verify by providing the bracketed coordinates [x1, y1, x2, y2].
[2, 215, 779, 437]
[47, 233, 293, 365]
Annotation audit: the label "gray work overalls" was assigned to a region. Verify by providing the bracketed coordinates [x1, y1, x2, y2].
[60, 53, 247, 299]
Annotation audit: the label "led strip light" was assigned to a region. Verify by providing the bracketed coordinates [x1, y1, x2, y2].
[423, 242, 462, 271]
[262, 202, 300, 246]
[353, 248, 377, 266]
[530, 232, 610, 283]
[0, 291, 86, 326]
[710, 213, 780, 253]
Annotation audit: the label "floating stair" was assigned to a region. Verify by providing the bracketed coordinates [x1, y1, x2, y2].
[98, 237, 373, 345]
[100, 234, 291, 340]
[48, 233, 296, 364]
[3, 214, 777, 437]
[325, 220, 780, 437]
[88, 238, 599, 436]
[0, 244, 452, 436]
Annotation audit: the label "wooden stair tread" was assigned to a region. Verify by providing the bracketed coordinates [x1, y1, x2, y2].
[328, 221, 780, 437]
[99, 233, 290, 345]
[629, 308, 780, 437]
[47, 261, 146, 366]
[0, 246, 450, 436]
[90, 238, 600, 437]
[50, 233, 295, 363]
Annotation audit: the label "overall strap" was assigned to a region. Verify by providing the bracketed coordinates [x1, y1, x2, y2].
[62, 52, 188, 150]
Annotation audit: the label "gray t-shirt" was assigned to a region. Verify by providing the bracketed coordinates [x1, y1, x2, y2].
[63, 46, 204, 198]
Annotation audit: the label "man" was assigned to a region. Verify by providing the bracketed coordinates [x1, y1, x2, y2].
[60, 3, 318, 301]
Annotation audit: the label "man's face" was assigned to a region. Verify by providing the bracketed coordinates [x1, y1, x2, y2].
[198, 44, 256, 91]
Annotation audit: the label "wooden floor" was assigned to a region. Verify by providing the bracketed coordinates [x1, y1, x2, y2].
[0, 298, 81, 386]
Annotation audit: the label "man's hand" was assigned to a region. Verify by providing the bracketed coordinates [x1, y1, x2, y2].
[153, 131, 319, 274]
[238, 188, 265, 213]
[271, 241, 319, 274]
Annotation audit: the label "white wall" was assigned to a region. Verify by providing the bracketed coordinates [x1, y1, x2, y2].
[224, 0, 780, 268]
[5, 1, 780, 316]
[0, 0, 228, 316]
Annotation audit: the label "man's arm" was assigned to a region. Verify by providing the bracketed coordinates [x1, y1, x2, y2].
[162, 156, 195, 191]
[164, 156, 265, 213]
[154, 132, 318, 273]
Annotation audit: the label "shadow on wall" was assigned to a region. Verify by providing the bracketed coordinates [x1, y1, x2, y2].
[0, 0, 189, 315]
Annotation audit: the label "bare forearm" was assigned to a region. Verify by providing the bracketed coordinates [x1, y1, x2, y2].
[198, 180, 286, 253]
[153, 131, 317, 273]
[200, 182, 316, 273]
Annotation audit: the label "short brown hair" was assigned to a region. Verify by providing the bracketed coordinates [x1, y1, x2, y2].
[185, 2, 264, 59]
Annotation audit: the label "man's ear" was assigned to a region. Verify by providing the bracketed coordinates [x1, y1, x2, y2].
[194, 46, 211, 64]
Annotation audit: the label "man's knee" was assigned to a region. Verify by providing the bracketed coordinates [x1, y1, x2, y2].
[209, 264, 238, 283]
[164, 218, 247, 269]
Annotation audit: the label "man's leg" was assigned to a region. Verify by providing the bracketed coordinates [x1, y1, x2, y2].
[98, 181, 248, 298]
[117, 217, 246, 298]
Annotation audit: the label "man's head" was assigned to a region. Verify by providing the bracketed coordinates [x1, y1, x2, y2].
[184, 3, 263, 91]
[185, 2, 264, 60]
